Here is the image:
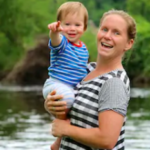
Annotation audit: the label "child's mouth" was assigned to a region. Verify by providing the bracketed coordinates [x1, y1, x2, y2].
[68, 33, 76, 38]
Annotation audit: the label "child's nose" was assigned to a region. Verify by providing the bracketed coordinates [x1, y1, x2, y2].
[70, 25, 75, 30]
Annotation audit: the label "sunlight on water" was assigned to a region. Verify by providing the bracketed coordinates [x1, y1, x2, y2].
[126, 119, 150, 150]
[0, 88, 150, 150]
[0, 112, 56, 150]
[131, 87, 150, 98]
[0, 85, 42, 92]
[125, 111, 150, 150]
[0, 85, 150, 98]
[0, 111, 150, 150]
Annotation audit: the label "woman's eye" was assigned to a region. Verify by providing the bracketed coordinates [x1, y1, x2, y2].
[114, 31, 120, 35]
[102, 28, 107, 32]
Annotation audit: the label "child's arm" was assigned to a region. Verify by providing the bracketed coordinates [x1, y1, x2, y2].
[47, 21, 63, 47]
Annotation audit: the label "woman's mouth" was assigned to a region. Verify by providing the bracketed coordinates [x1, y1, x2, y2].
[101, 42, 113, 48]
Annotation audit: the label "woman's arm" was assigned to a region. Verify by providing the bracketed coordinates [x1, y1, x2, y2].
[45, 90, 124, 149]
[52, 110, 124, 149]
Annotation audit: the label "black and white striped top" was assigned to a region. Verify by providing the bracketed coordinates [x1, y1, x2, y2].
[60, 62, 130, 150]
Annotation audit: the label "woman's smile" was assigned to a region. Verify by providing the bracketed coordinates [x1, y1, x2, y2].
[101, 42, 113, 48]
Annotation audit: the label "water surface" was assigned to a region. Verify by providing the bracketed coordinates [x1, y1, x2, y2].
[0, 86, 150, 150]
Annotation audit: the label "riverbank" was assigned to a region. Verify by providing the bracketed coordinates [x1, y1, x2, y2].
[1, 35, 150, 87]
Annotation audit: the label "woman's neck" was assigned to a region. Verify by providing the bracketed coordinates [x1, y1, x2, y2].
[84, 58, 123, 81]
[95, 57, 123, 74]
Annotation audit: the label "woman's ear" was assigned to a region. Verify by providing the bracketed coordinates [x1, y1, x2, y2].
[124, 39, 134, 51]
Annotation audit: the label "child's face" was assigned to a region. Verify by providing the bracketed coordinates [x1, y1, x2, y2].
[61, 13, 85, 44]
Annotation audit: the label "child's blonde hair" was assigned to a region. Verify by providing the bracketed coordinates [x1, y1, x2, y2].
[57, 2, 88, 30]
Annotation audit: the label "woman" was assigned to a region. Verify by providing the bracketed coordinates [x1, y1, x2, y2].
[45, 9, 136, 150]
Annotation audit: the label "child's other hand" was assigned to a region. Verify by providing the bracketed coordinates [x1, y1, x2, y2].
[48, 21, 63, 32]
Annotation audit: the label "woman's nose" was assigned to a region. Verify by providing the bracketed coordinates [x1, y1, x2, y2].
[104, 31, 112, 39]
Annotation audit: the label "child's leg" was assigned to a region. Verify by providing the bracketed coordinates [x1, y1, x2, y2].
[55, 82, 75, 108]
[50, 109, 69, 150]
[43, 78, 75, 108]
[50, 137, 61, 150]
[43, 78, 74, 149]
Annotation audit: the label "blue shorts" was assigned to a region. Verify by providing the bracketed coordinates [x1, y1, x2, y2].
[42, 78, 75, 108]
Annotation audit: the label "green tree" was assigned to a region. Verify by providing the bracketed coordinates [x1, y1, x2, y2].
[0, 0, 57, 70]
[125, 0, 150, 79]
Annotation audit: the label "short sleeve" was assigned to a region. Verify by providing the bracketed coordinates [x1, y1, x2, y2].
[48, 34, 67, 53]
[98, 77, 130, 116]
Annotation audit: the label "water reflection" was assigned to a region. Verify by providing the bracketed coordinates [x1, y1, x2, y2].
[0, 91, 55, 150]
[126, 119, 150, 150]
[126, 96, 150, 150]
[0, 88, 150, 150]
[0, 113, 54, 150]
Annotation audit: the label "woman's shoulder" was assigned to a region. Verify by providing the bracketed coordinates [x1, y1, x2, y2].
[103, 70, 130, 93]
[86, 62, 130, 87]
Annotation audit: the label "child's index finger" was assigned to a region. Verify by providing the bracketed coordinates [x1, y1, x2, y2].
[56, 21, 61, 28]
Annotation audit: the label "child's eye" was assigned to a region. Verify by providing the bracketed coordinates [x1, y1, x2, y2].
[76, 24, 80, 26]
[65, 23, 70, 26]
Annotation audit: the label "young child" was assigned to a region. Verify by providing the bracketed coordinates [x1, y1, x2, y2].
[42, 2, 89, 150]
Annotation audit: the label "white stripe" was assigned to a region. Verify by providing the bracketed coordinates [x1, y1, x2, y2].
[71, 110, 98, 127]
[52, 68, 86, 75]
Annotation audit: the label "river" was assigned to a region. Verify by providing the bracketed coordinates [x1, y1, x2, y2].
[0, 86, 150, 150]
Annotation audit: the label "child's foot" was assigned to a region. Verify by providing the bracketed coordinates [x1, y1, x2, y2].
[50, 143, 59, 150]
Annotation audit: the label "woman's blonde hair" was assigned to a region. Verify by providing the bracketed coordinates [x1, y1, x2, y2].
[57, 2, 88, 30]
[100, 9, 136, 40]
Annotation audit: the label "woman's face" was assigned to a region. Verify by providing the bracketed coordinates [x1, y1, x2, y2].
[97, 14, 133, 60]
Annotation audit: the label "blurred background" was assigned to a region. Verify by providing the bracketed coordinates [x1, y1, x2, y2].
[0, 0, 150, 149]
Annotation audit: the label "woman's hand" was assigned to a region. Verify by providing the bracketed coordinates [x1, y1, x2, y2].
[52, 119, 70, 137]
[44, 90, 67, 117]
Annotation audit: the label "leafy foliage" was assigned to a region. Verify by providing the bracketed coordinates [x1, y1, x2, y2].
[0, 0, 150, 82]
[125, 0, 150, 78]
